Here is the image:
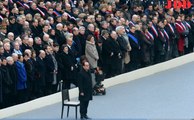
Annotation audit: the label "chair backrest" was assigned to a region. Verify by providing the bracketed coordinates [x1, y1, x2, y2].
[61, 89, 70, 102]
[60, 80, 70, 102]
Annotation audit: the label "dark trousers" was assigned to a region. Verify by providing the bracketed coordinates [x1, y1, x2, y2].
[17, 89, 28, 104]
[64, 79, 77, 89]
[80, 100, 89, 117]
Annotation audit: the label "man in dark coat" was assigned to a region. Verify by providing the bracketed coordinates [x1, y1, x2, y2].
[6, 56, 18, 106]
[1, 57, 13, 108]
[108, 31, 123, 76]
[165, 16, 179, 58]
[55, 23, 66, 45]
[23, 50, 36, 100]
[44, 45, 58, 94]
[35, 50, 46, 97]
[128, 25, 141, 71]
[78, 61, 93, 120]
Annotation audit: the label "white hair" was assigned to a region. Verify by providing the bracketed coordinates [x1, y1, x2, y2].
[6, 56, 13, 62]
[115, 26, 124, 33]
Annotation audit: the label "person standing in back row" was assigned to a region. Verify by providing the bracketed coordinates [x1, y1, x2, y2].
[78, 61, 93, 120]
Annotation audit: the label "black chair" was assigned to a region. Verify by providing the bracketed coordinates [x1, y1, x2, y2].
[60, 81, 80, 119]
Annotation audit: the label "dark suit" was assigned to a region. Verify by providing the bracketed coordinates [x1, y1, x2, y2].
[138, 31, 152, 67]
[78, 33, 87, 55]
[35, 57, 46, 97]
[78, 68, 93, 118]
[188, 20, 194, 53]
[165, 23, 179, 58]
[128, 31, 141, 71]
[0, 32, 6, 41]
[55, 29, 66, 45]
[31, 25, 42, 38]
[101, 37, 112, 78]
[107, 37, 122, 76]
[24, 59, 35, 100]
[44, 54, 57, 94]
[1, 65, 13, 108]
[155, 28, 166, 63]
[7, 64, 18, 106]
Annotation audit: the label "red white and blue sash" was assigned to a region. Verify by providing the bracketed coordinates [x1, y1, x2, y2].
[151, 25, 158, 37]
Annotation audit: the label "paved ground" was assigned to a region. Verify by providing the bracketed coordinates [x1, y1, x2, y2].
[5, 62, 194, 120]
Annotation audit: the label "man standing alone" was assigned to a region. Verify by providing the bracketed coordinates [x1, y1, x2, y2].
[78, 61, 92, 120]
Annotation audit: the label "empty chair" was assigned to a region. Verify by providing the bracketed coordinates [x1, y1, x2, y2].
[60, 81, 80, 119]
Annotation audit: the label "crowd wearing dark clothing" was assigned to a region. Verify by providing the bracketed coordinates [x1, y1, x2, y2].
[0, 0, 194, 109]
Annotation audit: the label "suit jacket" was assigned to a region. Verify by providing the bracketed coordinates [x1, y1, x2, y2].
[117, 35, 128, 56]
[156, 28, 166, 52]
[78, 68, 93, 101]
[44, 54, 56, 83]
[101, 37, 112, 63]
[55, 30, 66, 45]
[36, 57, 46, 86]
[0, 32, 6, 41]
[165, 23, 177, 44]
[23, 59, 34, 82]
[7, 64, 18, 95]
[108, 37, 122, 63]
[188, 20, 194, 46]
[1, 65, 12, 94]
[128, 31, 141, 63]
[31, 25, 42, 38]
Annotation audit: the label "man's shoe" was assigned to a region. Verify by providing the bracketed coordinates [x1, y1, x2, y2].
[80, 116, 86, 120]
[84, 115, 91, 119]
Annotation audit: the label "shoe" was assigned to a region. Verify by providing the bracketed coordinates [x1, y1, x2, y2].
[80, 116, 86, 120]
[84, 115, 91, 119]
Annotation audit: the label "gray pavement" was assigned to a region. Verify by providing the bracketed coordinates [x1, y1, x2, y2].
[4, 62, 194, 120]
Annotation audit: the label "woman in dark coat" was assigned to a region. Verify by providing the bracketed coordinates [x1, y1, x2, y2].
[60, 45, 78, 89]
[78, 61, 93, 119]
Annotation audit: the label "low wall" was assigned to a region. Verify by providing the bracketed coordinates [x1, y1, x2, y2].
[1, 53, 194, 119]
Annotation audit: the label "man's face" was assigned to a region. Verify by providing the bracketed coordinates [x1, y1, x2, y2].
[79, 28, 85, 34]
[4, 43, 10, 51]
[130, 26, 136, 33]
[41, 52, 46, 58]
[153, 17, 158, 24]
[7, 59, 14, 65]
[67, 39, 73, 46]
[83, 62, 90, 71]
[46, 46, 53, 54]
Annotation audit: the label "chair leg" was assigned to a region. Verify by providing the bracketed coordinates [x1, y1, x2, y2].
[67, 106, 69, 117]
[75, 106, 78, 119]
[61, 105, 64, 119]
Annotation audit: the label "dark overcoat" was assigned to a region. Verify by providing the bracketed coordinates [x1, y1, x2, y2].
[78, 68, 93, 101]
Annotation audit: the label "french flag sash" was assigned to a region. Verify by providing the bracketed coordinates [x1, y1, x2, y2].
[151, 25, 158, 37]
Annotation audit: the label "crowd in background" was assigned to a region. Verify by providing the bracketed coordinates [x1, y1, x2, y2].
[1, 0, 194, 108]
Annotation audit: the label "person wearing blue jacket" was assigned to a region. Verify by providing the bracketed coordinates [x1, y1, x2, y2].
[16, 54, 28, 104]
